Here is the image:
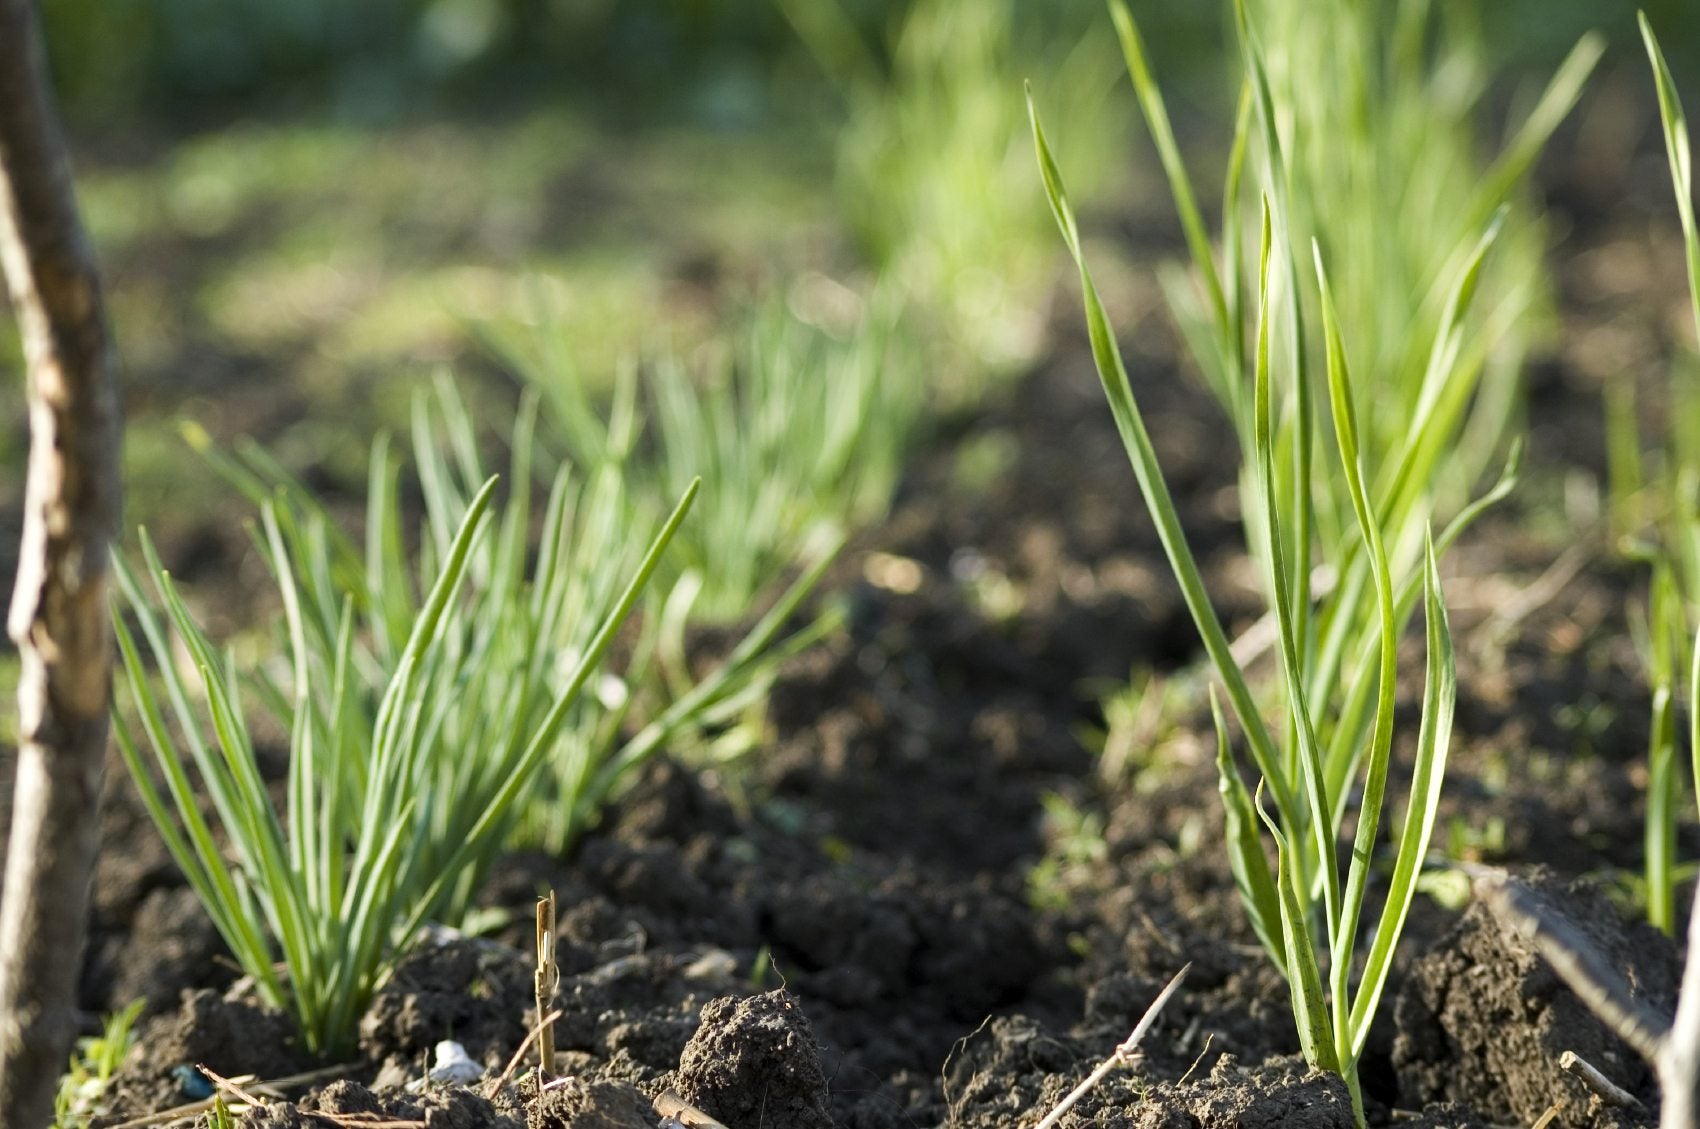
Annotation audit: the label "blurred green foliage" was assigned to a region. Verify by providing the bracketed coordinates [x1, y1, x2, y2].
[39, 0, 1236, 130]
[40, 0, 877, 126]
[39, 0, 1700, 133]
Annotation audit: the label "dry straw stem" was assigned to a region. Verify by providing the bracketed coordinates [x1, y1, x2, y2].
[485, 1007, 564, 1101]
[1559, 1050, 1641, 1110]
[105, 1064, 349, 1129]
[1031, 963, 1190, 1129]
[534, 892, 559, 1081]
[201, 1064, 427, 1128]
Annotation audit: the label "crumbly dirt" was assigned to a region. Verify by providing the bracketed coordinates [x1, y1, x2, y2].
[1394, 873, 1678, 1128]
[22, 109, 1699, 1129]
[669, 991, 834, 1129]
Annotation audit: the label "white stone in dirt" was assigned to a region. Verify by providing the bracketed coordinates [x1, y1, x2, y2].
[405, 1040, 485, 1092]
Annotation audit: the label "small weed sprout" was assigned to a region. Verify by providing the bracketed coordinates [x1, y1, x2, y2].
[1030, 0, 1596, 1119]
[115, 393, 696, 1056]
[204, 1093, 236, 1129]
[53, 1000, 143, 1128]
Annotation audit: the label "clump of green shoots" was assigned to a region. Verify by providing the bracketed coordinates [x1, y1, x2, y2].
[1613, 14, 1700, 937]
[489, 293, 919, 783]
[197, 368, 839, 859]
[1030, 0, 1598, 1119]
[115, 392, 695, 1057]
[508, 297, 918, 624]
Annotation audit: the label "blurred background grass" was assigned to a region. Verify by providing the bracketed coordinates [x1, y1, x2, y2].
[1, 0, 1695, 591]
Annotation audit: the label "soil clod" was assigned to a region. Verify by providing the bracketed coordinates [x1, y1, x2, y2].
[672, 990, 834, 1129]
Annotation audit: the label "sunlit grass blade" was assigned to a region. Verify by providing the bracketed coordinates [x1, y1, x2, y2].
[1641, 13, 1700, 348]
[1347, 531, 1455, 1059]
[1028, 85, 1294, 830]
[1253, 205, 1337, 942]
[1212, 689, 1284, 974]
[1631, 13, 1700, 938]
[1691, 621, 1700, 826]
[591, 538, 845, 809]
[397, 479, 701, 940]
[1646, 564, 1682, 934]
[1108, 0, 1226, 332]
[1467, 33, 1603, 235]
[114, 408, 694, 1057]
[109, 609, 286, 1009]
[1315, 245, 1398, 1041]
[1256, 785, 1338, 1078]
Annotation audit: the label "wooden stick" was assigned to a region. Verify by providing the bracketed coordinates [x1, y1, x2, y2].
[1658, 878, 1700, 1129]
[1472, 868, 1700, 1129]
[0, 1, 123, 1125]
[1475, 870, 1667, 1062]
[655, 1088, 733, 1129]
[1559, 1050, 1640, 1109]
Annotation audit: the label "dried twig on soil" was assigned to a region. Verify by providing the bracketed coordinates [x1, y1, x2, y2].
[485, 1007, 564, 1100]
[199, 1066, 275, 1116]
[206, 1064, 429, 1127]
[0, 0, 123, 1125]
[1031, 963, 1190, 1129]
[105, 1064, 351, 1129]
[535, 891, 559, 1082]
[655, 1087, 732, 1129]
[1559, 1050, 1641, 1109]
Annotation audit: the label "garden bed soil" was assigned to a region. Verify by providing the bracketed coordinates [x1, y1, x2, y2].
[9, 131, 1697, 1128]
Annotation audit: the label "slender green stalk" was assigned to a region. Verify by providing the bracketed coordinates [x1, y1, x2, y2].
[1033, 3, 1565, 1118]
[1631, 14, 1700, 935]
[1647, 567, 1682, 934]
[1029, 89, 1297, 832]
[1253, 205, 1340, 949]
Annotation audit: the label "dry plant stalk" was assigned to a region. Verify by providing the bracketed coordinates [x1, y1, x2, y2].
[201, 1065, 428, 1128]
[1559, 1050, 1640, 1109]
[0, 0, 123, 1125]
[535, 891, 559, 1082]
[105, 1064, 350, 1129]
[1032, 963, 1190, 1129]
[485, 1007, 563, 1101]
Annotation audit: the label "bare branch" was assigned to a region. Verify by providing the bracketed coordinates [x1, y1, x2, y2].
[0, 0, 122, 1125]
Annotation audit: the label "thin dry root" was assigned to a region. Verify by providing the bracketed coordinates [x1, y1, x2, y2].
[1031, 962, 1191, 1129]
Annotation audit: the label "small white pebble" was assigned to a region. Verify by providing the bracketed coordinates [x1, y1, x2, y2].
[406, 1040, 484, 1092]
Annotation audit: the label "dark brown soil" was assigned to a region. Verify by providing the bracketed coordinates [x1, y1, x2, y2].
[1395, 874, 1677, 1129]
[14, 106, 1697, 1129]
